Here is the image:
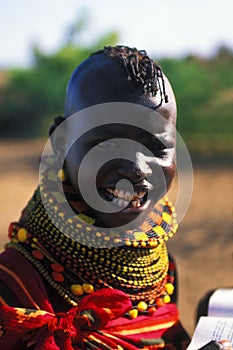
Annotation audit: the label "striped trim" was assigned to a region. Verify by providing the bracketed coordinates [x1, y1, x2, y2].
[0, 295, 7, 306]
[108, 320, 176, 336]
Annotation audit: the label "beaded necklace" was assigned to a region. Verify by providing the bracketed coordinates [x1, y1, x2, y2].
[7, 160, 178, 318]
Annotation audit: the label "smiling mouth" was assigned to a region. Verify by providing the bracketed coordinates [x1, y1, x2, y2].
[100, 188, 148, 209]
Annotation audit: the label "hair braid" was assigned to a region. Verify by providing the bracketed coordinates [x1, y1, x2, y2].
[92, 45, 168, 103]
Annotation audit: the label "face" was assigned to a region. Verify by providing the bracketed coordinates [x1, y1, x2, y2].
[57, 54, 177, 229]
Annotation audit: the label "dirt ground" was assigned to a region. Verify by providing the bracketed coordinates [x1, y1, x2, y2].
[0, 139, 232, 337]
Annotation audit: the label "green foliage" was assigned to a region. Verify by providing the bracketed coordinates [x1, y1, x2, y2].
[160, 51, 233, 134]
[158, 49, 233, 161]
[0, 27, 119, 138]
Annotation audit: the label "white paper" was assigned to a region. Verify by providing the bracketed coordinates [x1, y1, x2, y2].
[208, 289, 233, 318]
[187, 316, 233, 350]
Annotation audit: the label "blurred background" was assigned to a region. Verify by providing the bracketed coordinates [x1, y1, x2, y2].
[0, 0, 232, 336]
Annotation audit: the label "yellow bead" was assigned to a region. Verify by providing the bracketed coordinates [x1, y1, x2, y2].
[17, 228, 28, 242]
[57, 169, 67, 182]
[137, 301, 148, 312]
[163, 295, 171, 304]
[71, 284, 84, 296]
[166, 283, 174, 295]
[82, 283, 94, 294]
[128, 309, 138, 319]
[140, 241, 147, 247]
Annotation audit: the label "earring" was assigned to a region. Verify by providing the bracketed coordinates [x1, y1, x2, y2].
[57, 169, 67, 182]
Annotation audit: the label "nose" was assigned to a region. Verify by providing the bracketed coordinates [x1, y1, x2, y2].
[118, 152, 152, 183]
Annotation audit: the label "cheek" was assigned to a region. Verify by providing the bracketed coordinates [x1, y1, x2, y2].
[66, 151, 104, 198]
[163, 161, 176, 188]
[149, 159, 175, 193]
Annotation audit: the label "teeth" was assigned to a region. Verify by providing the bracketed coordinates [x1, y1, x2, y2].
[133, 191, 146, 199]
[117, 199, 123, 207]
[118, 190, 124, 199]
[132, 199, 141, 208]
[125, 191, 132, 201]
[106, 188, 147, 204]
[112, 198, 129, 208]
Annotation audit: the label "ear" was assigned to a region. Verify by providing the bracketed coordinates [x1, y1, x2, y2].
[49, 116, 66, 164]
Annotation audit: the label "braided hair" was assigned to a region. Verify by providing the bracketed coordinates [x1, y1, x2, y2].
[92, 45, 168, 103]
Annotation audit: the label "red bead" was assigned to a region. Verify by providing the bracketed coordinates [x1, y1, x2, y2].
[51, 263, 64, 272]
[148, 306, 157, 315]
[168, 276, 175, 283]
[52, 272, 64, 282]
[8, 223, 14, 239]
[32, 250, 44, 260]
[169, 262, 176, 271]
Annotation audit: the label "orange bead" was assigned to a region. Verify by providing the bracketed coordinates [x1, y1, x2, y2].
[156, 298, 164, 307]
[71, 284, 84, 296]
[82, 283, 94, 294]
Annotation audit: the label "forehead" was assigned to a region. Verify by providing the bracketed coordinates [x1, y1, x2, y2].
[64, 53, 177, 129]
[66, 55, 165, 110]
[64, 103, 175, 148]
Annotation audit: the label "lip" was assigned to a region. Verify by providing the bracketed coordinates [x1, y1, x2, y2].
[118, 198, 152, 215]
[101, 193, 152, 217]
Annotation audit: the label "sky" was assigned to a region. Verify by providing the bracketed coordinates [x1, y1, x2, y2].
[1, 0, 233, 67]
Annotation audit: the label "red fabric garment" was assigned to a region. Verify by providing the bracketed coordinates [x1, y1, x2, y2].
[0, 249, 190, 349]
[0, 288, 132, 350]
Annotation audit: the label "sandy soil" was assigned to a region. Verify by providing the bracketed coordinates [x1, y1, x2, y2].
[0, 139, 232, 336]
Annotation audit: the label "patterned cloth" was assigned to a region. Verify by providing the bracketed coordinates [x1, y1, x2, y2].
[0, 249, 190, 349]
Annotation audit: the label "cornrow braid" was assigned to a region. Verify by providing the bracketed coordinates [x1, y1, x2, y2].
[92, 45, 168, 104]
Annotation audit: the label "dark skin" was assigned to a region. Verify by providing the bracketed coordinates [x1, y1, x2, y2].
[52, 53, 177, 229]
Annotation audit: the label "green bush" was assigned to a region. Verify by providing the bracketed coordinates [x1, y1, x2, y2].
[0, 31, 118, 138]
